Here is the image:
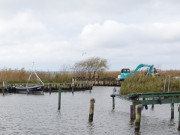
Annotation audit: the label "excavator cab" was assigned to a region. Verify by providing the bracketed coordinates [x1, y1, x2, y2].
[118, 68, 132, 81]
[121, 68, 130, 73]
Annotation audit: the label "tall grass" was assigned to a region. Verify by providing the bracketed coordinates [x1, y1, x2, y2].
[120, 74, 180, 95]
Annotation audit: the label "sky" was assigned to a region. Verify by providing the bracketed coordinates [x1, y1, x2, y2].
[0, 0, 180, 71]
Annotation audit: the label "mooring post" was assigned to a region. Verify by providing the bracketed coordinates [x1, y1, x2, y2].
[135, 105, 142, 132]
[151, 97, 154, 109]
[89, 81, 93, 93]
[171, 103, 174, 119]
[89, 82, 92, 93]
[58, 87, 61, 110]
[72, 85, 74, 94]
[2, 81, 5, 96]
[151, 104, 154, 109]
[178, 104, 180, 130]
[110, 94, 115, 110]
[130, 105, 136, 120]
[72, 78, 75, 94]
[89, 98, 95, 122]
[49, 86, 52, 95]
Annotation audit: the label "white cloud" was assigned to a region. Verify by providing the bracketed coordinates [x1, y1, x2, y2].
[0, 0, 180, 70]
[79, 20, 180, 48]
[0, 12, 45, 35]
[76, 20, 180, 70]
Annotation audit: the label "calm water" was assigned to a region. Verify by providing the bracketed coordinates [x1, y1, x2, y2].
[0, 86, 180, 135]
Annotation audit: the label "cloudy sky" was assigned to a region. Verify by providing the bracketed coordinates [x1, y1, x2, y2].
[0, 0, 180, 71]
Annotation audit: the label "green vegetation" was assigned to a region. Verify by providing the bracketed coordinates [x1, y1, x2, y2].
[120, 73, 180, 95]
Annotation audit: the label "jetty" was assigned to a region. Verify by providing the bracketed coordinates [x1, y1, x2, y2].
[111, 91, 180, 132]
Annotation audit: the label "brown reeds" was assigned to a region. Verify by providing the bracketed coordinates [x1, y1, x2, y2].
[120, 74, 180, 95]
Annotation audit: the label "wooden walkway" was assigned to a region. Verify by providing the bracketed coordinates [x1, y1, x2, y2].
[111, 91, 180, 132]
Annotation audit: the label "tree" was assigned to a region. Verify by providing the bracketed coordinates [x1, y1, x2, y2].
[74, 57, 109, 79]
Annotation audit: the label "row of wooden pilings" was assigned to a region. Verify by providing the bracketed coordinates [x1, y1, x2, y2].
[90, 80, 121, 86]
[110, 94, 180, 133]
[0, 83, 93, 94]
[0, 80, 121, 93]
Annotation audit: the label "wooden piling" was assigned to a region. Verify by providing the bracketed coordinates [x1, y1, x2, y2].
[2, 81, 5, 96]
[89, 83, 92, 93]
[49, 86, 52, 95]
[72, 78, 75, 94]
[171, 103, 174, 119]
[110, 94, 115, 110]
[135, 105, 142, 132]
[151, 104, 154, 109]
[130, 105, 136, 120]
[178, 104, 180, 130]
[72, 85, 74, 94]
[58, 87, 61, 110]
[89, 98, 95, 122]
[151, 97, 154, 109]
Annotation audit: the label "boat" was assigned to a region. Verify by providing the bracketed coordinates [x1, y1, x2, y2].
[15, 84, 44, 94]
[15, 64, 44, 94]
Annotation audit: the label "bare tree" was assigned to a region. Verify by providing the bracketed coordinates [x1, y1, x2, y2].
[74, 57, 108, 79]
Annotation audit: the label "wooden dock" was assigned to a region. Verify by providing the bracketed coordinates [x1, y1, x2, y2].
[111, 91, 180, 132]
[0, 80, 121, 93]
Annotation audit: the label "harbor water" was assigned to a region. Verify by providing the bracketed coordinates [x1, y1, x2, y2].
[0, 86, 180, 135]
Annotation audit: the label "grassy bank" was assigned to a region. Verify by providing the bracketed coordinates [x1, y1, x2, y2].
[0, 68, 120, 84]
[120, 74, 180, 95]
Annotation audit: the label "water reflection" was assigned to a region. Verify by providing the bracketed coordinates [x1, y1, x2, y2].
[87, 122, 95, 135]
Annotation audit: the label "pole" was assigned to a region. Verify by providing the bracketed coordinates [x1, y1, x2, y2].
[135, 105, 142, 132]
[49, 86, 52, 95]
[151, 104, 154, 110]
[89, 98, 95, 122]
[3, 81, 5, 96]
[58, 87, 61, 110]
[168, 75, 170, 92]
[110, 94, 115, 110]
[171, 103, 174, 119]
[151, 97, 154, 110]
[72, 78, 75, 94]
[130, 105, 136, 120]
[178, 104, 180, 130]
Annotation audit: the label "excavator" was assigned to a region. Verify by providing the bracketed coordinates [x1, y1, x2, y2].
[117, 64, 160, 81]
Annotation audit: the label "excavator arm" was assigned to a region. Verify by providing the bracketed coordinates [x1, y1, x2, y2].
[133, 64, 154, 76]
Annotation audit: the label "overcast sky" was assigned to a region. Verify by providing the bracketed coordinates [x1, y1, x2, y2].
[0, 0, 180, 71]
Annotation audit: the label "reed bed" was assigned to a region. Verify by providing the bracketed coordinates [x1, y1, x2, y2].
[0, 68, 119, 84]
[120, 75, 180, 95]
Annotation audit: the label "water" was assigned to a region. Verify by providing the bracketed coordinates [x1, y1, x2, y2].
[0, 86, 180, 135]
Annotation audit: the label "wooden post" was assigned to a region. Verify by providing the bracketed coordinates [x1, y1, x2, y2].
[58, 87, 61, 110]
[151, 104, 154, 109]
[151, 97, 154, 109]
[135, 105, 142, 132]
[2, 81, 5, 96]
[49, 86, 52, 95]
[72, 85, 74, 94]
[178, 104, 180, 130]
[72, 78, 75, 94]
[110, 94, 115, 110]
[130, 105, 136, 120]
[89, 82, 92, 93]
[171, 103, 174, 119]
[89, 98, 95, 122]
